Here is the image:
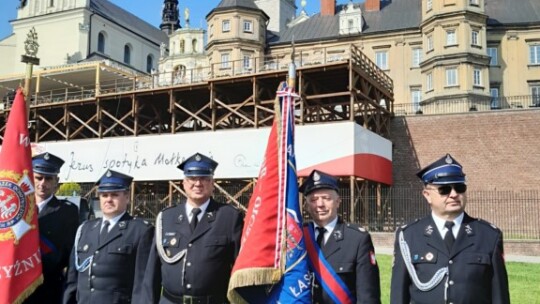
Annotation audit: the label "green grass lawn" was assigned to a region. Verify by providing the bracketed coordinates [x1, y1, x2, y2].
[377, 254, 540, 304]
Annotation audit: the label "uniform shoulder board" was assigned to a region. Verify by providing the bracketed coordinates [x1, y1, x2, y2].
[79, 218, 91, 226]
[223, 202, 241, 212]
[345, 222, 367, 233]
[59, 198, 73, 206]
[160, 204, 178, 214]
[477, 218, 500, 230]
[88, 218, 101, 228]
[400, 218, 420, 231]
[230, 203, 243, 211]
[133, 217, 153, 226]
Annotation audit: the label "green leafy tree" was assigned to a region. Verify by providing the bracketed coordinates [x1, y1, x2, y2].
[57, 182, 82, 196]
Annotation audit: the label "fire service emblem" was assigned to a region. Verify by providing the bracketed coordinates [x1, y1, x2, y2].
[0, 171, 35, 243]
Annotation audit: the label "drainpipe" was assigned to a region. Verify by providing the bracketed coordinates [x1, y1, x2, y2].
[86, 12, 95, 59]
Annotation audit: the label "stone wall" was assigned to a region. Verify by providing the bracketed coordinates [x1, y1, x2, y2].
[389, 109, 540, 191]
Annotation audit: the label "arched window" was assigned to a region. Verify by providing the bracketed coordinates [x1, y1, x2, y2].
[146, 55, 154, 73]
[98, 32, 106, 53]
[124, 44, 131, 65]
[192, 39, 197, 53]
[180, 39, 185, 54]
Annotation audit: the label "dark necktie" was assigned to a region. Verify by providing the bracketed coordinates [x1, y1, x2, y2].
[190, 208, 201, 232]
[99, 220, 110, 245]
[444, 221, 455, 251]
[316, 227, 327, 248]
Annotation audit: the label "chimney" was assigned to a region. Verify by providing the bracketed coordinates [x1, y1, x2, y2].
[365, 0, 381, 11]
[321, 0, 336, 16]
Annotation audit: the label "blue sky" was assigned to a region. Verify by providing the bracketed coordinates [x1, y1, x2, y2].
[0, 0, 353, 40]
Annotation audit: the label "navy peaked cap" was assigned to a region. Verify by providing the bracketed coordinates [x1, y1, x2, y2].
[416, 154, 466, 185]
[177, 153, 218, 177]
[96, 170, 133, 192]
[32, 152, 64, 176]
[299, 169, 339, 196]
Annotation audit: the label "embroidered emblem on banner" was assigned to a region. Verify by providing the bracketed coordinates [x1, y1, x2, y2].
[0, 171, 35, 243]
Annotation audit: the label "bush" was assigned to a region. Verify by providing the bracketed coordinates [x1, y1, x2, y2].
[57, 182, 82, 196]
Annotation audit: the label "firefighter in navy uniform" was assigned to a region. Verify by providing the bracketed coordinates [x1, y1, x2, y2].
[63, 170, 154, 304]
[390, 154, 510, 304]
[139, 153, 244, 304]
[301, 170, 381, 304]
[25, 153, 79, 304]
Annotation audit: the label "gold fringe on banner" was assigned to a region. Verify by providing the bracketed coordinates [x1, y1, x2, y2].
[12, 275, 43, 304]
[227, 268, 282, 304]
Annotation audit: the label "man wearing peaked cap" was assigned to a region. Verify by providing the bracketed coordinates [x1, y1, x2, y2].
[24, 153, 79, 304]
[391, 154, 510, 304]
[95, 169, 134, 192]
[139, 152, 244, 304]
[33, 152, 65, 176]
[301, 169, 381, 304]
[64, 170, 154, 304]
[177, 152, 219, 177]
[416, 153, 466, 185]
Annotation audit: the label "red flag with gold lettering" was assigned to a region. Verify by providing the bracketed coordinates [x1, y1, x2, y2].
[0, 89, 42, 304]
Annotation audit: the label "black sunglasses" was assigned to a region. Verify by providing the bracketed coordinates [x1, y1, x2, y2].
[428, 184, 467, 195]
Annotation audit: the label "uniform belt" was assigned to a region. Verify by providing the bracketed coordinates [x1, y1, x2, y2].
[162, 289, 225, 304]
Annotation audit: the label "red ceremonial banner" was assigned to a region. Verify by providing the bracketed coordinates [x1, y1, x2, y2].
[0, 89, 43, 304]
[227, 101, 285, 303]
[228, 79, 311, 303]
[230, 117, 283, 272]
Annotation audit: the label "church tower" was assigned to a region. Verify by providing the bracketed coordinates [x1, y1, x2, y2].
[160, 0, 181, 35]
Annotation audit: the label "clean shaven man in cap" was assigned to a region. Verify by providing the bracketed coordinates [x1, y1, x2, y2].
[25, 152, 79, 304]
[390, 154, 510, 304]
[301, 169, 381, 304]
[140, 152, 244, 304]
[63, 170, 154, 304]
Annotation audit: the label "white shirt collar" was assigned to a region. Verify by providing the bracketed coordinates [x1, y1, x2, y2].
[37, 195, 54, 213]
[186, 199, 210, 221]
[431, 212, 464, 238]
[314, 216, 338, 244]
[102, 211, 126, 232]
